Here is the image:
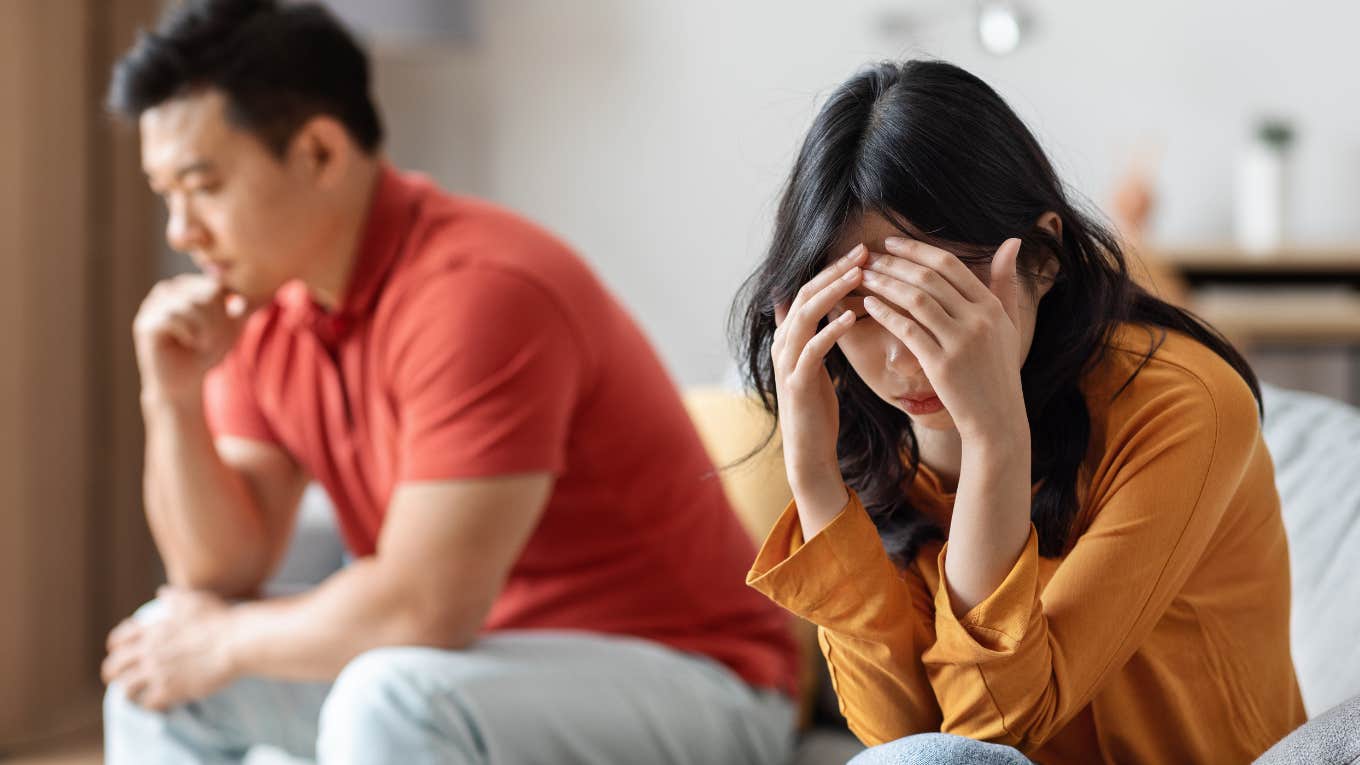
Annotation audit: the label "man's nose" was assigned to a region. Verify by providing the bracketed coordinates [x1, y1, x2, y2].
[165, 199, 206, 253]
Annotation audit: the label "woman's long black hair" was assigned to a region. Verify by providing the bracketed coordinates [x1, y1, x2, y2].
[732, 60, 1260, 561]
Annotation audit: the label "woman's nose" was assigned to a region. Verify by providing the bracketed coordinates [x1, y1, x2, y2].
[885, 337, 921, 376]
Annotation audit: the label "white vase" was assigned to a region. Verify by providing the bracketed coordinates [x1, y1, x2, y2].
[1234, 142, 1287, 256]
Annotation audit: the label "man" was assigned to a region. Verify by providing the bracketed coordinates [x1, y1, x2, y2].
[100, 1, 798, 762]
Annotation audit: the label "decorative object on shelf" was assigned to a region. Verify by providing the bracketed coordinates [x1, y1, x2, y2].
[976, 1, 1029, 56]
[875, 1, 1034, 57]
[1234, 117, 1296, 257]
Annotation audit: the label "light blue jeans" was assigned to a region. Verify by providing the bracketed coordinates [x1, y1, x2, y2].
[849, 733, 1033, 765]
[105, 604, 794, 765]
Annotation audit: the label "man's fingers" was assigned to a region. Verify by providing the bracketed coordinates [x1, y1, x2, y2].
[107, 619, 141, 652]
[101, 647, 138, 685]
[141, 683, 172, 713]
[117, 670, 151, 707]
[176, 273, 226, 303]
[162, 315, 202, 350]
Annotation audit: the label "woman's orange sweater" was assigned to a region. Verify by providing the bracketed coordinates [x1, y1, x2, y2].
[748, 325, 1305, 764]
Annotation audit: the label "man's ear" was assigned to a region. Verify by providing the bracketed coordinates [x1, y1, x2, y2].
[288, 116, 352, 189]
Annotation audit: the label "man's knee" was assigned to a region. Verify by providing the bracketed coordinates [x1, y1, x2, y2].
[317, 646, 486, 764]
[103, 674, 241, 764]
[103, 600, 175, 721]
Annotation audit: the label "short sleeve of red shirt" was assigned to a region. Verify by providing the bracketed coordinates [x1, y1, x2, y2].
[203, 348, 280, 445]
[386, 265, 584, 482]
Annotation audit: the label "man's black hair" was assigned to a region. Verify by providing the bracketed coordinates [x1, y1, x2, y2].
[108, 0, 383, 157]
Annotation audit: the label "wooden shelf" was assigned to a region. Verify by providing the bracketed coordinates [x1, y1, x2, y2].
[1159, 245, 1360, 271]
[1191, 289, 1360, 345]
[1156, 244, 1360, 291]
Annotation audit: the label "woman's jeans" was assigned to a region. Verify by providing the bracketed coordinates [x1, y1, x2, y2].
[849, 732, 1033, 765]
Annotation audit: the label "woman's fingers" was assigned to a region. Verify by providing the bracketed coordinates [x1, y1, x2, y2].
[863, 295, 942, 361]
[777, 264, 864, 369]
[860, 269, 955, 344]
[863, 251, 967, 317]
[794, 310, 856, 378]
[988, 238, 1023, 326]
[882, 237, 992, 303]
[786, 244, 866, 316]
[772, 244, 865, 353]
[773, 302, 789, 327]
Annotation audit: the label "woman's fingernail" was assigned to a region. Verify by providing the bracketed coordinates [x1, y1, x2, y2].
[884, 237, 906, 249]
[844, 244, 866, 262]
[842, 266, 860, 281]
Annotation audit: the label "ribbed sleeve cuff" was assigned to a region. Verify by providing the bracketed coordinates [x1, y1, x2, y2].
[747, 491, 895, 625]
[929, 525, 1041, 662]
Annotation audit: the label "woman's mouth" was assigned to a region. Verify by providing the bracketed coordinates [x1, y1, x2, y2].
[897, 395, 944, 415]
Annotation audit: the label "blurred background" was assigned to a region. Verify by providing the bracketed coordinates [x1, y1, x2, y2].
[2, 0, 1357, 760]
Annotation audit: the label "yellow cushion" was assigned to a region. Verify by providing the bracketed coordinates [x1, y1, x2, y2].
[681, 387, 821, 726]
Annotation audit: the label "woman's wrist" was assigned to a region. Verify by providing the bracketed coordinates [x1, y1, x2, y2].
[788, 469, 850, 541]
[957, 409, 1031, 457]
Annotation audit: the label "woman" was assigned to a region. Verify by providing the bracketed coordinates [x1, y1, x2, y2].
[736, 60, 1304, 764]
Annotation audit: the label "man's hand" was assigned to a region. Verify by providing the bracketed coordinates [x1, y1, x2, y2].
[102, 587, 239, 711]
[133, 274, 250, 405]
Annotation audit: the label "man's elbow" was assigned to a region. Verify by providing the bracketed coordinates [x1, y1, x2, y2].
[165, 559, 266, 600]
[384, 598, 483, 652]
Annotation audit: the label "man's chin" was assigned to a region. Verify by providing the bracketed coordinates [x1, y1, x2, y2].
[223, 283, 275, 312]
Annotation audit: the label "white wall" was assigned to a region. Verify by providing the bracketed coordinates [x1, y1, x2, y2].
[372, 0, 1360, 386]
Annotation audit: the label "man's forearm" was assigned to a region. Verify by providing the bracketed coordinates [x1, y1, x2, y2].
[222, 558, 480, 681]
[142, 392, 269, 595]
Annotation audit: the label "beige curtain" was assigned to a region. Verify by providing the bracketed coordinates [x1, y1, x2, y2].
[0, 0, 160, 749]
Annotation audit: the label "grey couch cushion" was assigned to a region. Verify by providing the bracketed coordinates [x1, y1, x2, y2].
[266, 485, 346, 591]
[1260, 384, 1360, 716]
[1253, 694, 1360, 765]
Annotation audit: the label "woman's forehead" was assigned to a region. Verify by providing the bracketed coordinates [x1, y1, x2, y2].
[835, 210, 998, 259]
[826, 211, 909, 262]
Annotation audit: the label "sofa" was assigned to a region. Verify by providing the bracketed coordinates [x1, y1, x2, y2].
[264, 383, 1360, 764]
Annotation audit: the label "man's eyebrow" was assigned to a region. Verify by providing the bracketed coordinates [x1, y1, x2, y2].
[146, 160, 216, 188]
[174, 160, 215, 180]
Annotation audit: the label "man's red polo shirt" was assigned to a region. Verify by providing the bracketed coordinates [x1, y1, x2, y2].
[203, 166, 797, 695]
